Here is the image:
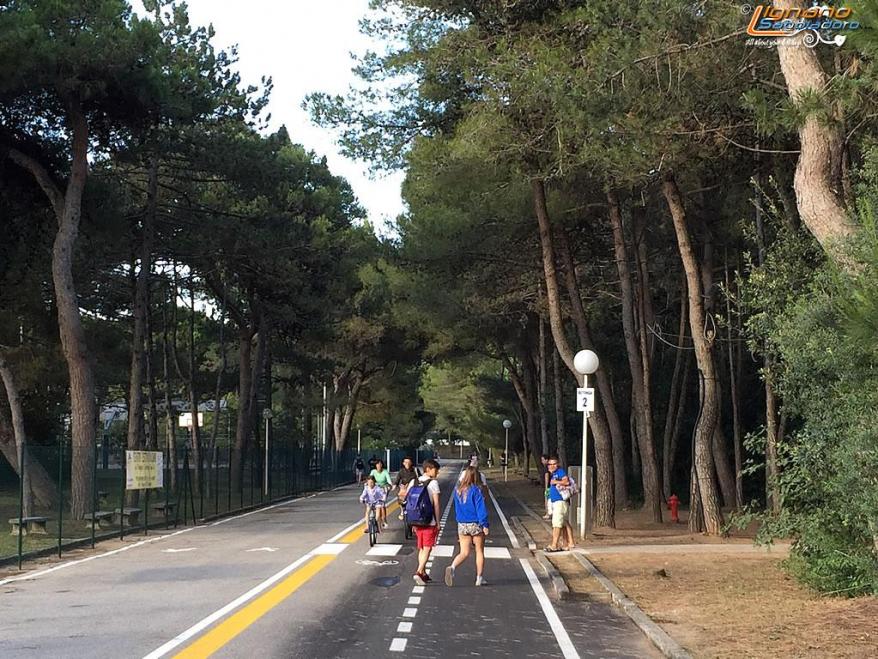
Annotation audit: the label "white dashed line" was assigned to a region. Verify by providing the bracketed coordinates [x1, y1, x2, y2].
[397, 622, 413, 633]
[402, 608, 418, 618]
[520, 558, 580, 659]
[390, 638, 408, 652]
[408, 596, 421, 605]
[412, 586, 424, 594]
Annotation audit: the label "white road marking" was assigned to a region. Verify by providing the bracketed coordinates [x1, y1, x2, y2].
[412, 586, 425, 594]
[0, 527, 195, 588]
[366, 544, 402, 556]
[488, 486, 520, 548]
[408, 596, 421, 605]
[245, 547, 279, 553]
[427, 545, 453, 558]
[519, 558, 580, 659]
[162, 547, 196, 553]
[389, 638, 408, 652]
[402, 607, 418, 618]
[484, 547, 511, 559]
[142, 553, 314, 659]
[397, 621, 413, 633]
[355, 559, 399, 566]
[312, 543, 347, 555]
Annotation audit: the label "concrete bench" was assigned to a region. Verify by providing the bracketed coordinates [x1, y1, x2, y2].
[83, 511, 114, 529]
[8, 516, 49, 536]
[152, 501, 176, 516]
[114, 507, 142, 527]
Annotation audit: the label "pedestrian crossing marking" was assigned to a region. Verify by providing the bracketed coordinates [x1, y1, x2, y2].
[366, 544, 403, 556]
[363, 544, 511, 559]
[313, 543, 347, 555]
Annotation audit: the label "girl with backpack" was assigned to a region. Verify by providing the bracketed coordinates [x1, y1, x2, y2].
[444, 466, 490, 587]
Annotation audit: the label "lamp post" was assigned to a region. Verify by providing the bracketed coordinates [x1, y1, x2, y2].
[502, 419, 512, 482]
[573, 349, 599, 539]
[357, 425, 361, 454]
[262, 408, 273, 497]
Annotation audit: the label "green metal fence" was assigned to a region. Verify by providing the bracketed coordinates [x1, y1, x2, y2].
[0, 438, 359, 567]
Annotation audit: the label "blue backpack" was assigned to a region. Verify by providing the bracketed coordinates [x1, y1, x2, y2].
[405, 481, 434, 526]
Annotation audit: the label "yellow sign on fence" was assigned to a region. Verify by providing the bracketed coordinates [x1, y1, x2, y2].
[126, 450, 164, 490]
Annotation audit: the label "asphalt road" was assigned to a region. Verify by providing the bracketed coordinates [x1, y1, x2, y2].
[0, 460, 658, 658]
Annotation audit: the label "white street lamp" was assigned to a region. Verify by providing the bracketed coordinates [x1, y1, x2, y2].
[573, 349, 599, 539]
[502, 419, 512, 482]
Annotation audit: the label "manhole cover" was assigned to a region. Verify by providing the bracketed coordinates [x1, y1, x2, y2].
[369, 576, 400, 588]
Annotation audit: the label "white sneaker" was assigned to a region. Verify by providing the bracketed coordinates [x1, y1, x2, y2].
[475, 576, 486, 586]
[444, 566, 454, 587]
[383, 522, 389, 529]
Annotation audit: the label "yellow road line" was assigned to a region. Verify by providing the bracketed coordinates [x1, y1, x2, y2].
[174, 553, 335, 658]
[173, 501, 401, 658]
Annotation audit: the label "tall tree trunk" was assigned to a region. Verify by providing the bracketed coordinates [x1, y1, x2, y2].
[532, 179, 614, 527]
[0, 401, 58, 510]
[206, 299, 227, 497]
[126, 157, 158, 458]
[662, 279, 688, 500]
[0, 353, 33, 516]
[724, 255, 744, 508]
[9, 104, 96, 518]
[662, 175, 724, 534]
[551, 345, 568, 468]
[161, 288, 177, 490]
[699, 227, 736, 511]
[232, 326, 255, 492]
[774, 0, 858, 258]
[554, 225, 628, 507]
[712, 425, 737, 510]
[607, 191, 661, 521]
[537, 313, 551, 457]
[187, 282, 202, 496]
[145, 291, 159, 451]
[506, 352, 536, 479]
[667, 353, 692, 500]
[765, 362, 782, 515]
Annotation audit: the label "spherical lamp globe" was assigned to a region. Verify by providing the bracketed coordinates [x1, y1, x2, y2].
[502, 419, 512, 429]
[573, 349, 599, 375]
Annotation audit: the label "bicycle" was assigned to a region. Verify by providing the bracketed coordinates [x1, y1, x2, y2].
[367, 502, 379, 547]
[401, 497, 413, 540]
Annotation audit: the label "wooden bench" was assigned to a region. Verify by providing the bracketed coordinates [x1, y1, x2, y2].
[8, 516, 49, 536]
[114, 507, 142, 527]
[83, 511, 114, 529]
[152, 501, 176, 517]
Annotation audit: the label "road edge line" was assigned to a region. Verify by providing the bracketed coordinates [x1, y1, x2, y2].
[519, 557, 580, 659]
[486, 484, 520, 548]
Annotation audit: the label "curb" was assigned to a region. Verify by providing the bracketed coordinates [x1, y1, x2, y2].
[534, 550, 570, 600]
[510, 515, 537, 550]
[572, 551, 692, 659]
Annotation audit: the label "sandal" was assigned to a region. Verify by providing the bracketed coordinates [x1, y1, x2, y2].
[544, 546, 562, 553]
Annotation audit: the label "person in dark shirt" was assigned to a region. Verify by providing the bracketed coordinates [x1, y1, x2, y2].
[393, 456, 421, 520]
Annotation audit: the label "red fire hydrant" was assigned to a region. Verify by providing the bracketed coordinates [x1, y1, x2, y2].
[668, 494, 680, 523]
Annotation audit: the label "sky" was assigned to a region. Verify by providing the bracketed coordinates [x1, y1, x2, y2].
[155, 0, 406, 233]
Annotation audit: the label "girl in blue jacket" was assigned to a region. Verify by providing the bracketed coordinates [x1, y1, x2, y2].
[445, 466, 490, 587]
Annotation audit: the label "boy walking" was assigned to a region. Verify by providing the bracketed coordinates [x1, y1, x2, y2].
[411, 459, 442, 585]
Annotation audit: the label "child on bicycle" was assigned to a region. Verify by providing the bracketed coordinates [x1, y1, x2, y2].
[359, 475, 386, 531]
